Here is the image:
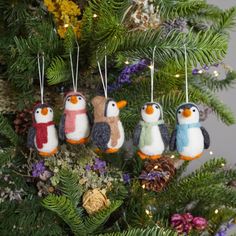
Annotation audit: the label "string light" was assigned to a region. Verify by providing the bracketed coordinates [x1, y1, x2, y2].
[154, 165, 158, 169]
[124, 60, 130, 65]
[148, 64, 154, 69]
[215, 209, 219, 214]
[142, 184, 146, 189]
[64, 23, 69, 28]
[213, 70, 219, 77]
[175, 74, 180, 78]
[171, 155, 175, 159]
[221, 163, 225, 167]
[209, 151, 213, 155]
[93, 13, 98, 18]
[198, 69, 203, 74]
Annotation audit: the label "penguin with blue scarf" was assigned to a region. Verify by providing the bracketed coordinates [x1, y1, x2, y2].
[169, 103, 210, 161]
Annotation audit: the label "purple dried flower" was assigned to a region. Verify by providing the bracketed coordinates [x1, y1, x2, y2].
[93, 158, 107, 174]
[203, 65, 209, 70]
[192, 68, 199, 75]
[123, 173, 131, 184]
[215, 220, 234, 236]
[32, 161, 46, 177]
[85, 164, 91, 171]
[139, 171, 168, 181]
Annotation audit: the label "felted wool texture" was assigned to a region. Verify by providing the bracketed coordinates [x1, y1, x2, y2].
[176, 123, 201, 152]
[139, 120, 164, 148]
[33, 121, 55, 149]
[92, 96, 120, 147]
[64, 91, 86, 103]
[64, 109, 87, 134]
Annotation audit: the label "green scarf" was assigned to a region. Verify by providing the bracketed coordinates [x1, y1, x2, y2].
[139, 120, 164, 148]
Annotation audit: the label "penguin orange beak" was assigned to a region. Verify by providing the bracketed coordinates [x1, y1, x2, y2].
[183, 108, 191, 117]
[116, 100, 127, 109]
[41, 107, 48, 116]
[145, 105, 154, 115]
[70, 95, 78, 104]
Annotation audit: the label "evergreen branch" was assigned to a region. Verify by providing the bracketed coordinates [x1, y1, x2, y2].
[42, 195, 86, 236]
[0, 114, 18, 145]
[116, 29, 227, 68]
[47, 57, 69, 85]
[101, 226, 177, 236]
[84, 200, 123, 234]
[58, 169, 83, 207]
[212, 7, 236, 33]
[0, 148, 15, 167]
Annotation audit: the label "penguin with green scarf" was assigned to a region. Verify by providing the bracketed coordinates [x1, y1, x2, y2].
[133, 102, 169, 160]
[169, 103, 210, 161]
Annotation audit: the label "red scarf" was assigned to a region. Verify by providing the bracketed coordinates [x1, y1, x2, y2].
[33, 121, 55, 149]
[64, 109, 87, 134]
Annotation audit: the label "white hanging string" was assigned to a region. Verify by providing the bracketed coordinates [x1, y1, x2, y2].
[37, 53, 45, 104]
[184, 44, 189, 103]
[69, 45, 80, 92]
[150, 46, 157, 103]
[97, 48, 108, 98]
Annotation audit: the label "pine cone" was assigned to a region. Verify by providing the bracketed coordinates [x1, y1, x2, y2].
[14, 108, 33, 135]
[140, 156, 176, 192]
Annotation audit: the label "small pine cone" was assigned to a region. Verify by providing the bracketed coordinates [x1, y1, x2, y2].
[140, 156, 176, 192]
[14, 108, 33, 135]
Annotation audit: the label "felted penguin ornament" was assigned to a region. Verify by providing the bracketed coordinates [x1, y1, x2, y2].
[27, 53, 58, 157]
[91, 96, 127, 153]
[133, 102, 169, 160]
[27, 103, 59, 157]
[59, 91, 90, 144]
[169, 103, 210, 161]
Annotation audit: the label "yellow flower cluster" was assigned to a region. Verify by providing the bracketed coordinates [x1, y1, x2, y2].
[44, 0, 82, 38]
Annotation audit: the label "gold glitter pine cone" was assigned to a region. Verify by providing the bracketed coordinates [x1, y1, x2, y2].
[140, 156, 176, 192]
[82, 188, 110, 215]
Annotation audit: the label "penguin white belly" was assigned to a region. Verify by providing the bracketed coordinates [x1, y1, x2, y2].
[180, 128, 204, 157]
[107, 121, 125, 149]
[35, 125, 58, 153]
[66, 114, 90, 141]
[139, 126, 165, 156]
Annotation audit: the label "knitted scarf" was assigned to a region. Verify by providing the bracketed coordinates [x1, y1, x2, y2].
[64, 109, 87, 134]
[33, 121, 55, 149]
[139, 120, 164, 148]
[176, 123, 200, 152]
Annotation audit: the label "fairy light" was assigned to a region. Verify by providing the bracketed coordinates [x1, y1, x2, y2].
[64, 23, 69, 28]
[215, 209, 219, 214]
[213, 70, 219, 77]
[142, 184, 146, 189]
[93, 13, 98, 18]
[209, 151, 213, 155]
[171, 155, 175, 159]
[198, 69, 203, 74]
[154, 165, 158, 169]
[125, 60, 130, 65]
[149, 64, 154, 69]
[221, 163, 225, 167]
[175, 74, 180, 78]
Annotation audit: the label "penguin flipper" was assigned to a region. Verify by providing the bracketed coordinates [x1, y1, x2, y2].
[169, 129, 177, 151]
[87, 112, 94, 127]
[159, 124, 169, 149]
[133, 123, 142, 146]
[200, 127, 210, 149]
[59, 114, 66, 141]
[27, 126, 36, 149]
[91, 122, 110, 151]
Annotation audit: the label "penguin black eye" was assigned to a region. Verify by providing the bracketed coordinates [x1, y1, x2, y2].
[67, 98, 70, 101]
[142, 106, 145, 110]
[78, 97, 82, 100]
[155, 105, 158, 109]
[193, 109, 196, 112]
[36, 110, 39, 113]
[112, 103, 115, 107]
[178, 110, 181, 114]
[50, 109, 52, 112]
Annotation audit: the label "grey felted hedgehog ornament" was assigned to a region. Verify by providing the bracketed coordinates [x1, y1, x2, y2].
[91, 96, 127, 153]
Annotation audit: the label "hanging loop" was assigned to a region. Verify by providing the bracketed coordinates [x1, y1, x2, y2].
[69, 44, 80, 92]
[96, 47, 108, 98]
[184, 44, 189, 103]
[150, 46, 157, 103]
[37, 52, 45, 104]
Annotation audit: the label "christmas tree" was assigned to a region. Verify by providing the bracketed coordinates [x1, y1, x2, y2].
[1, 0, 236, 235]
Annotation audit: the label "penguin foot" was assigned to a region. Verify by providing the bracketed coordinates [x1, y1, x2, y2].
[137, 151, 149, 160]
[67, 137, 89, 145]
[39, 147, 58, 157]
[150, 155, 161, 160]
[105, 148, 119, 154]
[180, 153, 203, 161]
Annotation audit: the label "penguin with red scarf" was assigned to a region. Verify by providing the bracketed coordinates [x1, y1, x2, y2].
[27, 103, 59, 157]
[59, 91, 91, 144]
